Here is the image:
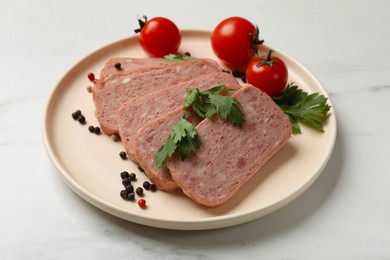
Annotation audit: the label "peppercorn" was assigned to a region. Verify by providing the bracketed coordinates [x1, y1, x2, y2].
[138, 199, 146, 208]
[150, 183, 157, 192]
[72, 110, 86, 124]
[232, 69, 241, 78]
[77, 115, 86, 124]
[114, 62, 122, 70]
[72, 110, 82, 120]
[240, 73, 247, 83]
[120, 189, 128, 199]
[119, 151, 127, 159]
[136, 187, 143, 196]
[93, 126, 101, 134]
[143, 181, 151, 190]
[127, 193, 135, 201]
[129, 172, 136, 181]
[122, 177, 131, 186]
[120, 171, 130, 179]
[125, 184, 134, 193]
[88, 125, 95, 133]
[137, 165, 145, 173]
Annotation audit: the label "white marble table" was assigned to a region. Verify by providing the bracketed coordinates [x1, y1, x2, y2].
[1, 0, 389, 258]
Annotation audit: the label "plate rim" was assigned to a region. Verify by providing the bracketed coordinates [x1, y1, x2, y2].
[42, 29, 337, 230]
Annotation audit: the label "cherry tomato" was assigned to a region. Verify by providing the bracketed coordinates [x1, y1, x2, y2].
[246, 50, 288, 96]
[211, 17, 263, 70]
[135, 16, 181, 57]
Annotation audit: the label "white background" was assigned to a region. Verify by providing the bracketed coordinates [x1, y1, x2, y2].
[1, 0, 389, 259]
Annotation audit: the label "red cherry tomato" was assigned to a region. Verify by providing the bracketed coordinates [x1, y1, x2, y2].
[211, 17, 263, 70]
[135, 16, 181, 57]
[246, 50, 288, 96]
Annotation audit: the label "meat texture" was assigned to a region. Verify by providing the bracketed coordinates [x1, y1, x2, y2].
[92, 59, 221, 135]
[133, 107, 201, 192]
[117, 72, 239, 161]
[97, 57, 176, 85]
[167, 85, 292, 207]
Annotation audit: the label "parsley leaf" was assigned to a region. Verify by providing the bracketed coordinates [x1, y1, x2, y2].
[272, 83, 331, 134]
[184, 86, 245, 127]
[164, 54, 197, 61]
[155, 117, 200, 168]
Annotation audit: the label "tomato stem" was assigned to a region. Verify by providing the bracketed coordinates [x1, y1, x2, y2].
[134, 15, 147, 33]
[256, 50, 275, 67]
[265, 49, 273, 61]
[251, 25, 264, 55]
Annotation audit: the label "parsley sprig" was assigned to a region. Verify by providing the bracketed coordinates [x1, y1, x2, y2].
[155, 85, 244, 168]
[155, 116, 200, 169]
[184, 86, 245, 127]
[272, 83, 331, 134]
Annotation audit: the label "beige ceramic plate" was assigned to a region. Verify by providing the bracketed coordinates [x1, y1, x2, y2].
[43, 30, 336, 230]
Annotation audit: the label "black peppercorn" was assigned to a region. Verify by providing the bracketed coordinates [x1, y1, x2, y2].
[88, 125, 95, 133]
[125, 184, 134, 193]
[114, 62, 122, 70]
[72, 110, 81, 120]
[232, 69, 241, 78]
[136, 187, 143, 196]
[129, 172, 136, 181]
[119, 151, 127, 159]
[143, 181, 151, 190]
[120, 189, 128, 199]
[150, 183, 157, 192]
[127, 192, 135, 201]
[240, 73, 247, 83]
[72, 110, 86, 124]
[120, 171, 130, 179]
[93, 126, 101, 134]
[77, 115, 86, 124]
[122, 177, 131, 186]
